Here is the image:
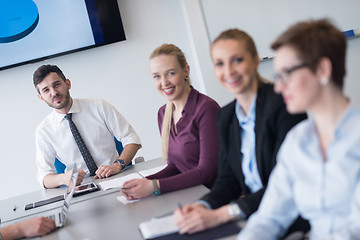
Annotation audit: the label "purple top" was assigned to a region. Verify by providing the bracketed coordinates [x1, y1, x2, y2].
[147, 87, 220, 193]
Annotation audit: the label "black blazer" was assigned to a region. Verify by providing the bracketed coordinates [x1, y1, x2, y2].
[201, 82, 307, 217]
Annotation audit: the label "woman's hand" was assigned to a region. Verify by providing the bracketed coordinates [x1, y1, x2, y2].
[121, 178, 154, 200]
[174, 203, 230, 234]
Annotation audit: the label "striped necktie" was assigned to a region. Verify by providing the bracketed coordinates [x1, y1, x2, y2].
[65, 113, 98, 176]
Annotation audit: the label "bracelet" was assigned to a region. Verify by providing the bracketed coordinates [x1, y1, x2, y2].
[152, 180, 161, 196]
[228, 202, 245, 221]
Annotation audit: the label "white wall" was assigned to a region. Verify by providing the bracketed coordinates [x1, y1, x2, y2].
[1, 0, 360, 201]
[200, 0, 360, 105]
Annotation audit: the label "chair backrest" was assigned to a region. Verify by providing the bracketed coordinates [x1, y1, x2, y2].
[54, 137, 125, 174]
[54, 157, 67, 174]
[114, 137, 123, 154]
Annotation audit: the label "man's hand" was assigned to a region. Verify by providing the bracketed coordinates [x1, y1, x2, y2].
[0, 216, 57, 239]
[94, 163, 122, 179]
[19, 217, 56, 237]
[76, 169, 86, 185]
[44, 168, 85, 189]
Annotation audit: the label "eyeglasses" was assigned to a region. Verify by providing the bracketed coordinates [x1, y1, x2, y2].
[273, 62, 310, 84]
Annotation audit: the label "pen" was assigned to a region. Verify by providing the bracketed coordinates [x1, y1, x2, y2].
[178, 203, 184, 215]
[262, 56, 273, 61]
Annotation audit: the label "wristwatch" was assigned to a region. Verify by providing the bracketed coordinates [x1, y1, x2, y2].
[228, 202, 243, 220]
[114, 159, 127, 171]
[152, 180, 161, 196]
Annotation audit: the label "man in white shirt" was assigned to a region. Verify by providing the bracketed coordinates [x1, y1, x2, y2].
[33, 64, 141, 188]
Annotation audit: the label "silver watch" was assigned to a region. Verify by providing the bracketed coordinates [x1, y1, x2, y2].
[114, 159, 126, 170]
[228, 202, 243, 220]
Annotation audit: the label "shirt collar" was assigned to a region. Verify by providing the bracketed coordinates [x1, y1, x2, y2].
[53, 98, 80, 124]
[235, 95, 257, 125]
[306, 101, 354, 141]
[334, 102, 354, 137]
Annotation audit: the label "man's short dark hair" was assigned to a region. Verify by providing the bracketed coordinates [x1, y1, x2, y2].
[33, 65, 66, 92]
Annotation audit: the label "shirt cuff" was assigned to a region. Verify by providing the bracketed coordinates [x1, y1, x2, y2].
[239, 208, 247, 220]
[196, 200, 212, 209]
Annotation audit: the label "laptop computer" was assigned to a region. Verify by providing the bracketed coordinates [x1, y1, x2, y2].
[46, 164, 79, 228]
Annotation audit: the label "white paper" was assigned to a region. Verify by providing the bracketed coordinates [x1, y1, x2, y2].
[116, 195, 140, 204]
[138, 165, 167, 177]
[98, 172, 143, 190]
[139, 214, 178, 239]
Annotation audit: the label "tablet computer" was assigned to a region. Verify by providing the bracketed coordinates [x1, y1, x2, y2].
[73, 182, 99, 197]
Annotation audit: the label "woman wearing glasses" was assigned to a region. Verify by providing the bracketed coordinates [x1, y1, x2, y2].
[238, 19, 360, 239]
[174, 29, 308, 236]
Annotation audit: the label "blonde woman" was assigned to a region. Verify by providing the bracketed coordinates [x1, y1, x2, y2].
[122, 44, 220, 199]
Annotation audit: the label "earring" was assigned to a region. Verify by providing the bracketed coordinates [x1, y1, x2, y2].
[185, 76, 188, 81]
[321, 77, 329, 86]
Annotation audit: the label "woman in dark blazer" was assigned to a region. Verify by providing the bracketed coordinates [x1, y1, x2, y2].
[174, 29, 308, 235]
[203, 82, 303, 214]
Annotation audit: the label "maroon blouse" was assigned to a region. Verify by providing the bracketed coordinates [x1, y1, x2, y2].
[147, 87, 220, 193]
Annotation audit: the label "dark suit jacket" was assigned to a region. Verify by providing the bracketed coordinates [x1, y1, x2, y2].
[201, 82, 307, 218]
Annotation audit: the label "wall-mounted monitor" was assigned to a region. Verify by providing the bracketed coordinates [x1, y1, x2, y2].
[0, 0, 126, 71]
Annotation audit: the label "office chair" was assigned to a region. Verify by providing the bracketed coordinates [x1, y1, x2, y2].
[54, 157, 67, 174]
[54, 137, 130, 174]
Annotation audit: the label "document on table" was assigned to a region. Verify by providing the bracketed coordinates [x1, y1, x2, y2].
[116, 195, 140, 205]
[139, 214, 178, 239]
[138, 165, 167, 177]
[98, 172, 143, 190]
[142, 220, 242, 240]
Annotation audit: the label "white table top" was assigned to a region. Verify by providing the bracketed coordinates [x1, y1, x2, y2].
[1, 158, 224, 240]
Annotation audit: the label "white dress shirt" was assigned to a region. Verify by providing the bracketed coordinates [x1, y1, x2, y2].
[35, 98, 141, 185]
[238, 104, 360, 240]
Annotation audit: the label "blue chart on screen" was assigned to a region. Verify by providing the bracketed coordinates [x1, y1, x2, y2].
[0, 0, 39, 43]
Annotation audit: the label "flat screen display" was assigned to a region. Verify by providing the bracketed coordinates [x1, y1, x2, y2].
[0, 0, 126, 71]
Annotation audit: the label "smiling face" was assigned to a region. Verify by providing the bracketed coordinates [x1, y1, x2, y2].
[274, 45, 322, 114]
[37, 72, 72, 114]
[150, 54, 190, 103]
[211, 39, 259, 98]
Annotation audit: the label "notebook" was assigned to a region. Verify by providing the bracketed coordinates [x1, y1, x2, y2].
[139, 214, 178, 239]
[46, 164, 79, 228]
[139, 213, 241, 240]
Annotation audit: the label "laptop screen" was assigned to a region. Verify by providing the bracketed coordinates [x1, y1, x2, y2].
[61, 164, 79, 218]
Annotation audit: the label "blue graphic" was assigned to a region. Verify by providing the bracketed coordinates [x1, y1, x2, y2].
[0, 0, 39, 43]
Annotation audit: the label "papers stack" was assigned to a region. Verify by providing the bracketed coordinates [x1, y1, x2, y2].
[98, 172, 143, 190]
[139, 214, 178, 239]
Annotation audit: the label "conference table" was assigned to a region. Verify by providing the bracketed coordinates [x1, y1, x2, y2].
[0, 158, 241, 240]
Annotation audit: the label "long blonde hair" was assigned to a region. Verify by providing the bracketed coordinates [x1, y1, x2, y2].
[150, 44, 191, 161]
